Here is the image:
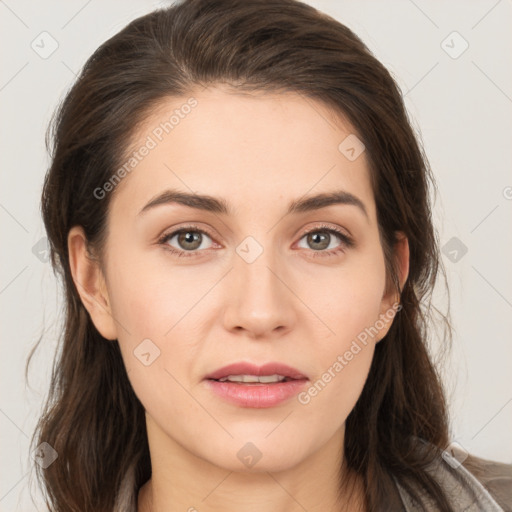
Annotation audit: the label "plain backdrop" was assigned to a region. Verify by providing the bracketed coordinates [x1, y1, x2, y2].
[1, 0, 511, 510]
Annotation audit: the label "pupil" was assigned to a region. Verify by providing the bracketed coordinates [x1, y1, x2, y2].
[180, 231, 200, 249]
[310, 232, 328, 250]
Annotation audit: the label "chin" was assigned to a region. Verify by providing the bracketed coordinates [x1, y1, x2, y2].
[202, 436, 309, 474]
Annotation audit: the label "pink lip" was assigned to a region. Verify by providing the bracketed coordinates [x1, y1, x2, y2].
[204, 379, 308, 408]
[204, 362, 308, 408]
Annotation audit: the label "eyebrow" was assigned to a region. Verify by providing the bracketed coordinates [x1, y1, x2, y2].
[138, 188, 369, 220]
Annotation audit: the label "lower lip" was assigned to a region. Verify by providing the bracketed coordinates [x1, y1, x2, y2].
[204, 379, 308, 408]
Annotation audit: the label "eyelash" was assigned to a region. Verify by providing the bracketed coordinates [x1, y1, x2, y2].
[157, 224, 354, 259]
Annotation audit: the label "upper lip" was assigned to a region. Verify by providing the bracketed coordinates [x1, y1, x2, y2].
[205, 362, 308, 381]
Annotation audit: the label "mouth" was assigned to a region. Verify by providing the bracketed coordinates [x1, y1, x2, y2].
[204, 361, 308, 382]
[209, 374, 300, 384]
[203, 362, 309, 408]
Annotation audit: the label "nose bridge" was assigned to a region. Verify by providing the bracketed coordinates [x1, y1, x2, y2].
[235, 233, 282, 298]
[225, 232, 295, 333]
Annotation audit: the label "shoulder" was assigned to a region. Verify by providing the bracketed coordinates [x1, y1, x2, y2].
[461, 452, 512, 512]
[394, 442, 512, 511]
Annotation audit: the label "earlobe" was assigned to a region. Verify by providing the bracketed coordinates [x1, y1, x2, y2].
[395, 232, 410, 295]
[67, 226, 118, 340]
[376, 231, 410, 343]
[384, 231, 410, 305]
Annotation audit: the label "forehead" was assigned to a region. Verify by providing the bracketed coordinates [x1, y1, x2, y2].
[108, 86, 375, 222]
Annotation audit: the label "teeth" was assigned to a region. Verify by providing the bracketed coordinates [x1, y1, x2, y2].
[218, 374, 287, 383]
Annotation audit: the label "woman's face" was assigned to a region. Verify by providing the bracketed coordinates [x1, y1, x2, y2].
[73, 86, 407, 473]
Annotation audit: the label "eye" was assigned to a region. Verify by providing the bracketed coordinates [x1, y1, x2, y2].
[296, 225, 354, 258]
[158, 223, 354, 259]
[158, 225, 216, 258]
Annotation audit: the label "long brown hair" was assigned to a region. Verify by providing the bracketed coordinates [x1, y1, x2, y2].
[28, 0, 454, 510]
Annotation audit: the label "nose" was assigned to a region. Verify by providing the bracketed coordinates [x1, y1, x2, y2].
[222, 240, 297, 339]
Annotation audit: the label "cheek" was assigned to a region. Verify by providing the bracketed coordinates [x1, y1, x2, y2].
[106, 247, 199, 338]
[104, 250, 211, 405]
[297, 341, 375, 433]
[297, 278, 384, 427]
[302, 250, 386, 399]
[311, 250, 387, 345]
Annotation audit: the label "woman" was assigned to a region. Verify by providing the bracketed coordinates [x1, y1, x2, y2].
[30, 0, 512, 510]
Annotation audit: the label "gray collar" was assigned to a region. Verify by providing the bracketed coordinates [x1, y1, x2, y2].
[394, 451, 505, 511]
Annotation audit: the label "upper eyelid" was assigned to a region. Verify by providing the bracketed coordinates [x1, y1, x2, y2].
[301, 224, 348, 237]
[160, 225, 216, 243]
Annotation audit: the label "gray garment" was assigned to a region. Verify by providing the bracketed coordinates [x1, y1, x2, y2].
[115, 451, 512, 511]
[395, 452, 512, 511]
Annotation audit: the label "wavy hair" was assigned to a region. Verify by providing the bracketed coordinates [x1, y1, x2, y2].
[28, 0, 453, 510]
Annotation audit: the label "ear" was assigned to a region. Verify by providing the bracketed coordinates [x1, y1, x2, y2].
[376, 231, 410, 342]
[67, 226, 118, 340]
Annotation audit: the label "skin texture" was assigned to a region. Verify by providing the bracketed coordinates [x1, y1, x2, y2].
[68, 86, 409, 512]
